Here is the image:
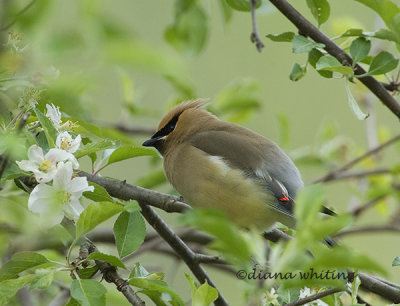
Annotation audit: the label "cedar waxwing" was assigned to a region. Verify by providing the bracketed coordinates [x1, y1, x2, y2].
[142, 100, 311, 230]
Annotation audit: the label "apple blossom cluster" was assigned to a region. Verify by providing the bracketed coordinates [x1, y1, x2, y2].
[17, 104, 93, 227]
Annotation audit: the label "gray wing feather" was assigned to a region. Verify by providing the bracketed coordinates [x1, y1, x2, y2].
[190, 130, 303, 216]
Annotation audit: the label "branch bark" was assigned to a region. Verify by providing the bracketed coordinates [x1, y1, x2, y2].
[79, 240, 145, 306]
[283, 288, 341, 306]
[269, 0, 400, 119]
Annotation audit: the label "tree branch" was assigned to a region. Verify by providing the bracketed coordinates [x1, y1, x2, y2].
[268, 0, 400, 119]
[138, 203, 229, 306]
[79, 239, 145, 306]
[77, 171, 191, 213]
[17, 171, 400, 302]
[334, 225, 400, 238]
[283, 288, 341, 306]
[312, 134, 400, 183]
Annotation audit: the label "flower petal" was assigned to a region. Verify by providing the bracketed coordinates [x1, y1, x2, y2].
[16, 160, 38, 172]
[69, 134, 81, 153]
[28, 184, 57, 213]
[52, 161, 73, 188]
[46, 103, 62, 127]
[64, 197, 84, 220]
[46, 148, 79, 168]
[68, 177, 93, 194]
[27, 145, 44, 164]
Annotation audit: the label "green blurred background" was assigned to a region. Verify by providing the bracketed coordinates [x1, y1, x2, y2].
[2, 0, 400, 304]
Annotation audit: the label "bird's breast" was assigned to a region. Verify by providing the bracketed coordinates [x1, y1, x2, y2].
[164, 144, 294, 229]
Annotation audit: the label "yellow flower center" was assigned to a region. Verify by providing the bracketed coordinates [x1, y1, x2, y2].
[39, 159, 52, 172]
[62, 192, 72, 203]
[60, 139, 71, 150]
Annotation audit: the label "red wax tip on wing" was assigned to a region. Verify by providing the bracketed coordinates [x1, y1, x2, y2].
[279, 193, 289, 202]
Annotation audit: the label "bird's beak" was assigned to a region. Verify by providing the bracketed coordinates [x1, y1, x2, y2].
[142, 136, 164, 147]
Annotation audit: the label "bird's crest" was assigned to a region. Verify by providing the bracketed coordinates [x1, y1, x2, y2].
[158, 99, 209, 130]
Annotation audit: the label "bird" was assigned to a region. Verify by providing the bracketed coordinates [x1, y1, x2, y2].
[142, 99, 332, 231]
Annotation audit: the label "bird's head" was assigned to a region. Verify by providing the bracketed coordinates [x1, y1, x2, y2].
[142, 99, 214, 155]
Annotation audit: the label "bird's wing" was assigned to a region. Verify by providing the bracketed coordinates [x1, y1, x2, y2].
[190, 130, 299, 217]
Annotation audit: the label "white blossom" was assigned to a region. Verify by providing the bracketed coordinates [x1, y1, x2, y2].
[262, 288, 279, 306]
[46, 104, 62, 129]
[17, 145, 79, 183]
[56, 131, 81, 153]
[28, 162, 93, 227]
[45, 103, 75, 131]
[298, 287, 328, 306]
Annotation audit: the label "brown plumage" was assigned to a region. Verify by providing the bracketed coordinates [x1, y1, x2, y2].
[143, 100, 304, 229]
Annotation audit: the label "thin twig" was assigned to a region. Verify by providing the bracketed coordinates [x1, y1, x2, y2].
[16, 172, 400, 303]
[1, 0, 37, 31]
[284, 288, 341, 306]
[250, 0, 264, 52]
[0, 155, 8, 181]
[382, 82, 400, 92]
[269, 0, 400, 118]
[350, 195, 386, 217]
[138, 203, 229, 306]
[312, 134, 400, 183]
[80, 240, 145, 306]
[334, 225, 400, 238]
[321, 168, 391, 182]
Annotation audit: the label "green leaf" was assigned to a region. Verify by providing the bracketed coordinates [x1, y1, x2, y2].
[34, 107, 57, 148]
[344, 79, 369, 120]
[124, 200, 141, 213]
[295, 185, 325, 227]
[77, 266, 99, 279]
[306, 0, 330, 27]
[366, 51, 399, 75]
[289, 63, 306, 81]
[107, 145, 158, 166]
[350, 37, 371, 63]
[214, 78, 261, 122]
[71, 118, 135, 145]
[0, 274, 34, 305]
[29, 268, 54, 290]
[182, 209, 250, 264]
[113, 211, 146, 258]
[392, 256, 400, 266]
[225, 0, 260, 11]
[192, 282, 218, 306]
[340, 28, 400, 43]
[76, 202, 123, 238]
[164, 75, 196, 99]
[308, 49, 332, 78]
[354, 0, 400, 29]
[266, 32, 295, 42]
[136, 169, 166, 189]
[164, 4, 208, 55]
[83, 182, 114, 203]
[129, 263, 164, 280]
[316, 55, 354, 75]
[70, 279, 106, 306]
[309, 245, 387, 275]
[218, 0, 233, 24]
[66, 297, 81, 306]
[86, 252, 126, 269]
[74, 140, 115, 159]
[129, 278, 184, 306]
[292, 35, 325, 53]
[0, 251, 49, 282]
